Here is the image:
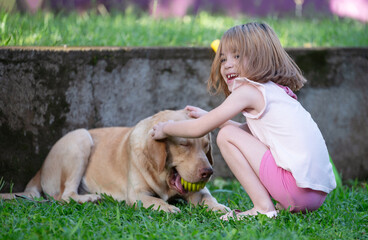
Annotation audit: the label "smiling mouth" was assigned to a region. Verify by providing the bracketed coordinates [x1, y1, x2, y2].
[226, 73, 239, 82]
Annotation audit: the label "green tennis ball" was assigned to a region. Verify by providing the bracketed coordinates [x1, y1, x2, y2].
[181, 178, 206, 192]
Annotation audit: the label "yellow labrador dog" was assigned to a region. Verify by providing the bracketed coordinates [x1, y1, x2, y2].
[0, 110, 229, 213]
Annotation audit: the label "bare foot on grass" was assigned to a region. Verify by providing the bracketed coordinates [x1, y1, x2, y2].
[220, 208, 278, 221]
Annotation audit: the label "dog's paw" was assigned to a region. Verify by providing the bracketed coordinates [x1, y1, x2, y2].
[63, 193, 101, 203]
[209, 203, 231, 213]
[77, 194, 101, 203]
[85, 194, 102, 203]
[158, 204, 181, 213]
[168, 205, 181, 213]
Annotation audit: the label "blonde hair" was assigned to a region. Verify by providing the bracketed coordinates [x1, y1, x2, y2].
[208, 22, 307, 97]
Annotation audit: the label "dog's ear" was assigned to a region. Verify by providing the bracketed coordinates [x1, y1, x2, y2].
[206, 133, 214, 166]
[145, 137, 167, 172]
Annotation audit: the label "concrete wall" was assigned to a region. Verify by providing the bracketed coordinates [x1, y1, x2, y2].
[0, 46, 367, 192]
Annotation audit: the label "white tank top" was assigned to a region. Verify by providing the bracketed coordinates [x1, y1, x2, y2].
[233, 78, 336, 193]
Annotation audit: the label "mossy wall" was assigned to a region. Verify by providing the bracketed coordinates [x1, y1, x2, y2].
[0, 47, 367, 192]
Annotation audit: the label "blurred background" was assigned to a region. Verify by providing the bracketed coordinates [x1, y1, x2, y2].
[1, 0, 367, 22]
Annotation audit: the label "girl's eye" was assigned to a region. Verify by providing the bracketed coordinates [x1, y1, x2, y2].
[220, 58, 226, 63]
[235, 55, 240, 59]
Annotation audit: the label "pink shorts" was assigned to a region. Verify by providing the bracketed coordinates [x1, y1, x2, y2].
[259, 150, 327, 213]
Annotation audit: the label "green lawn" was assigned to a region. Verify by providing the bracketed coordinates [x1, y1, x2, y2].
[1, 179, 367, 239]
[1, 10, 367, 47]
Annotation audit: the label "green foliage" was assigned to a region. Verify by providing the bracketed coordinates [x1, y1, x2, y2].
[0, 10, 367, 47]
[1, 179, 367, 239]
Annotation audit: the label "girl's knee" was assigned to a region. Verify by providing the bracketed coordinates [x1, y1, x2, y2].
[216, 125, 237, 146]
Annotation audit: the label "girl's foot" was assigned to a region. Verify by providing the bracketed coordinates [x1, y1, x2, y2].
[220, 208, 278, 221]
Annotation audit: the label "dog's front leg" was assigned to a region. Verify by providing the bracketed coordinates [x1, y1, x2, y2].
[186, 187, 230, 213]
[131, 194, 181, 213]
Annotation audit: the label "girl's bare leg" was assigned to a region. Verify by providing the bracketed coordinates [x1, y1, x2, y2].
[217, 125, 275, 217]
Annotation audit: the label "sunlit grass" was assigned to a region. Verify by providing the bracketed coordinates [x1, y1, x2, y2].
[1, 9, 367, 47]
[1, 179, 367, 239]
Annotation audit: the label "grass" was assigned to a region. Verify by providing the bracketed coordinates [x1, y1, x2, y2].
[1, 9, 367, 47]
[1, 179, 367, 239]
[1, 8, 367, 240]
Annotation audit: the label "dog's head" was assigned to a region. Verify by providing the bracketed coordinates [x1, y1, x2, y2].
[135, 109, 214, 195]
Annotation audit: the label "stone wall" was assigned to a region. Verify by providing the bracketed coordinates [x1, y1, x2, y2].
[0, 46, 367, 192]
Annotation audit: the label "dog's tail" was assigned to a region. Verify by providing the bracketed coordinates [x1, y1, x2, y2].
[0, 170, 42, 200]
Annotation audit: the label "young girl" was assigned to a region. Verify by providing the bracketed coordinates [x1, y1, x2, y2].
[150, 22, 336, 219]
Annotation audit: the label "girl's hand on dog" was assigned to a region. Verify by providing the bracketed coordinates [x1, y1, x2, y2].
[185, 105, 208, 119]
[151, 121, 172, 140]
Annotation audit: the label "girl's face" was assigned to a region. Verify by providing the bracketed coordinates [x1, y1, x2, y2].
[220, 48, 242, 92]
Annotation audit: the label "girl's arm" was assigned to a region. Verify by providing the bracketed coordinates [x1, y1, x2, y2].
[185, 106, 245, 129]
[185, 105, 208, 118]
[151, 84, 263, 139]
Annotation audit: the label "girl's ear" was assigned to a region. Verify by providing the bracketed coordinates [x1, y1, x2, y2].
[144, 136, 167, 173]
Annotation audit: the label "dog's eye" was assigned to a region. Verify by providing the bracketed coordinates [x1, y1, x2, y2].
[178, 139, 190, 147]
[180, 142, 189, 147]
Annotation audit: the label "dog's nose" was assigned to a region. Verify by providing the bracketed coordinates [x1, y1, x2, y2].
[199, 167, 213, 179]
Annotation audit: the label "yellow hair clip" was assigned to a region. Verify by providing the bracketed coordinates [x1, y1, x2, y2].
[211, 39, 220, 53]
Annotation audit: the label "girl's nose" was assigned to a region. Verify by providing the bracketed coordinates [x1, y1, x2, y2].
[225, 59, 234, 69]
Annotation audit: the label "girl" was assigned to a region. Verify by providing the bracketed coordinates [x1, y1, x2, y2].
[150, 22, 336, 220]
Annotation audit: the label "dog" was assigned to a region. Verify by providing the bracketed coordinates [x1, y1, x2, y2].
[0, 109, 229, 213]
